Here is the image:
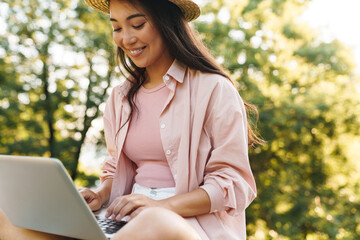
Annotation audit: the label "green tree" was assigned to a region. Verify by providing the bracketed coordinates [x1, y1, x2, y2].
[195, 0, 360, 239]
[0, 0, 116, 183]
[1, 0, 360, 238]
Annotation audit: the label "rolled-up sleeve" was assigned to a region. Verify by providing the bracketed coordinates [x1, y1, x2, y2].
[99, 89, 118, 183]
[200, 79, 257, 216]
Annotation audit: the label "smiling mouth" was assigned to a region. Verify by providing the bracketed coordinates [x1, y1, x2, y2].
[129, 46, 146, 55]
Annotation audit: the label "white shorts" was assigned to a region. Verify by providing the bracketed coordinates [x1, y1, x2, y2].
[96, 183, 209, 240]
[131, 183, 176, 200]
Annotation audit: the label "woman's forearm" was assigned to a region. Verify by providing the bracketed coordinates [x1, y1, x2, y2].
[95, 178, 113, 205]
[161, 188, 211, 217]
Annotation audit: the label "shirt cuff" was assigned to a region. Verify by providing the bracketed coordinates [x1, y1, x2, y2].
[200, 180, 226, 213]
[99, 174, 114, 184]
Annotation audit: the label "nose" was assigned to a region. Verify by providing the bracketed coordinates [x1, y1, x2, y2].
[122, 29, 136, 47]
[113, 28, 136, 49]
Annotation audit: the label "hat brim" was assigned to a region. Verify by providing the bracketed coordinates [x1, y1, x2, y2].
[84, 0, 200, 21]
[169, 0, 200, 22]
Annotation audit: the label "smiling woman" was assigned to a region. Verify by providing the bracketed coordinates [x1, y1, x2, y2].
[0, 0, 262, 239]
[109, 0, 173, 86]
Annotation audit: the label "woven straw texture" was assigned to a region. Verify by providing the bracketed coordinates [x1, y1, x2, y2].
[83, 0, 200, 21]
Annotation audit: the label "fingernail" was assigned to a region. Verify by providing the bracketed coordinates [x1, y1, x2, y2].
[105, 212, 110, 218]
[116, 215, 122, 221]
[111, 214, 116, 220]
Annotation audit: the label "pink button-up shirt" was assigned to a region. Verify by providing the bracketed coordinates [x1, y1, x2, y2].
[100, 59, 257, 239]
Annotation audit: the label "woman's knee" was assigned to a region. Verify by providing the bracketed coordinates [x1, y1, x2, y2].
[113, 207, 201, 240]
[138, 207, 201, 240]
[137, 207, 179, 224]
[0, 209, 14, 239]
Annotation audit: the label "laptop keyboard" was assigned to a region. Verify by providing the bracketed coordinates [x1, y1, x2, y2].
[96, 216, 127, 234]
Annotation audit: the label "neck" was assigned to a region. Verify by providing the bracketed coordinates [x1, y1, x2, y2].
[144, 54, 174, 89]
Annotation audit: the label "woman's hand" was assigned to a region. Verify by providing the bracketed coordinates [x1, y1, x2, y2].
[78, 188, 103, 211]
[0, 209, 12, 232]
[105, 194, 162, 221]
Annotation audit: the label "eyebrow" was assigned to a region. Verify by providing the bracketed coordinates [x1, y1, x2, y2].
[110, 13, 146, 22]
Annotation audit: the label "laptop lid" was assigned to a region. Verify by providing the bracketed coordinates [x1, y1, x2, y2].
[0, 155, 107, 240]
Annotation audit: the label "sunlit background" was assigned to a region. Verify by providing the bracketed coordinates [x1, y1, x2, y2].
[1, 0, 360, 239]
[301, 0, 360, 73]
[81, 0, 360, 179]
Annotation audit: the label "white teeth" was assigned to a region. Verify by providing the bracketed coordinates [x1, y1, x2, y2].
[129, 48, 143, 54]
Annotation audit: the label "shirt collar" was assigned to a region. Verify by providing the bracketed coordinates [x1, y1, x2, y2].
[116, 59, 187, 97]
[165, 59, 186, 84]
[117, 78, 132, 98]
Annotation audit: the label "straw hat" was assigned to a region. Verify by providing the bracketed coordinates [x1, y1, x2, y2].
[84, 0, 200, 21]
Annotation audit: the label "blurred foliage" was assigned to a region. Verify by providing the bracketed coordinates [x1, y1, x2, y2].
[0, 0, 117, 180]
[1, 0, 360, 238]
[195, 0, 360, 239]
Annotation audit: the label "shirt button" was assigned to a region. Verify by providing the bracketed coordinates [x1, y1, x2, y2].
[164, 75, 170, 81]
[166, 150, 171, 155]
[160, 123, 166, 129]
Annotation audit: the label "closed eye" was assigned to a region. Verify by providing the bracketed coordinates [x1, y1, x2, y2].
[113, 23, 144, 32]
[134, 23, 145, 29]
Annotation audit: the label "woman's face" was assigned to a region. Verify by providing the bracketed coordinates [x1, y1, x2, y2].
[110, 0, 171, 70]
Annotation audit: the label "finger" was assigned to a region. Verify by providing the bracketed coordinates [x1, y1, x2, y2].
[116, 196, 148, 221]
[109, 196, 135, 220]
[80, 190, 95, 203]
[128, 206, 145, 221]
[115, 213, 124, 221]
[111, 198, 130, 220]
[77, 188, 86, 196]
[106, 194, 143, 219]
[106, 197, 123, 218]
[115, 203, 135, 221]
[117, 199, 140, 220]
[77, 187, 91, 196]
[105, 201, 115, 218]
[88, 198, 101, 211]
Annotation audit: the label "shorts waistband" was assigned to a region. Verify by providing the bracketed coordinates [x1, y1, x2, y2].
[132, 183, 176, 201]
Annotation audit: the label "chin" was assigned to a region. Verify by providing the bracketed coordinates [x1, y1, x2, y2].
[131, 60, 149, 69]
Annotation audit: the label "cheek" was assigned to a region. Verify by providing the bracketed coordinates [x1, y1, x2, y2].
[113, 32, 122, 47]
[153, 37, 165, 52]
[143, 26, 162, 47]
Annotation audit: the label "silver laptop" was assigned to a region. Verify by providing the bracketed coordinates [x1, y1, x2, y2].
[0, 155, 126, 240]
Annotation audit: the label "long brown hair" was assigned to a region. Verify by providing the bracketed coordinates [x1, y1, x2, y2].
[115, 0, 263, 146]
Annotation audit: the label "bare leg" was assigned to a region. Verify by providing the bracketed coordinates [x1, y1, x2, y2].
[111, 207, 202, 240]
[0, 209, 72, 240]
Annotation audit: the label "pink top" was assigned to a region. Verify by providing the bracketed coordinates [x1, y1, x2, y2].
[123, 83, 175, 188]
[101, 59, 257, 240]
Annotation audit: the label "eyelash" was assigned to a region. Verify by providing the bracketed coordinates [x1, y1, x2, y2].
[134, 23, 145, 29]
[113, 23, 145, 32]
